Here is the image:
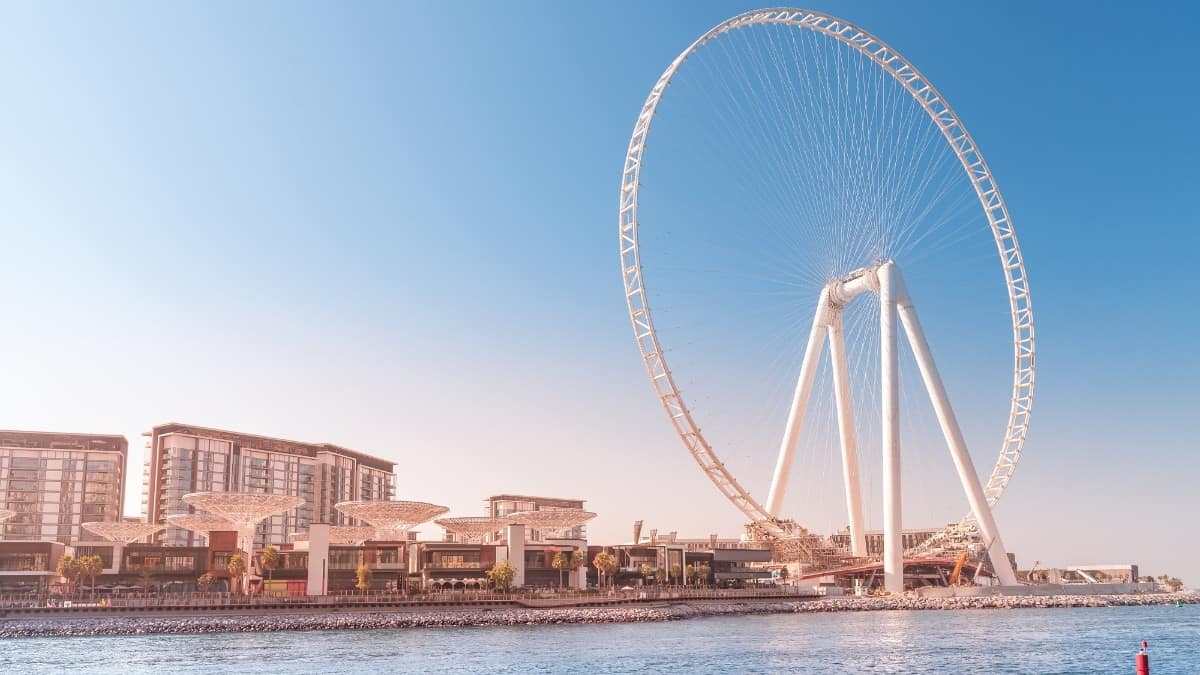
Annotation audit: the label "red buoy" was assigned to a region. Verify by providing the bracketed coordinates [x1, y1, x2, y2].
[1136, 640, 1150, 675]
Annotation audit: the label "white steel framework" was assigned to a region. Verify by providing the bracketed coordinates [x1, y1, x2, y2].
[182, 492, 304, 590]
[507, 509, 596, 538]
[81, 521, 166, 544]
[164, 513, 238, 534]
[618, 8, 1035, 588]
[435, 516, 516, 543]
[289, 526, 377, 545]
[334, 500, 449, 538]
[763, 261, 1018, 589]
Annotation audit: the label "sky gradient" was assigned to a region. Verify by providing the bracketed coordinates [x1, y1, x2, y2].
[1, 1, 1196, 583]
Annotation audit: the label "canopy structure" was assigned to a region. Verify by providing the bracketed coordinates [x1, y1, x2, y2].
[506, 509, 596, 538]
[289, 526, 376, 545]
[334, 500, 448, 538]
[81, 521, 165, 544]
[0, 509, 14, 524]
[181, 492, 304, 591]
[164, 513, 238, 534]
[434, 516, 514, 543]
[181, 492, 305, 529]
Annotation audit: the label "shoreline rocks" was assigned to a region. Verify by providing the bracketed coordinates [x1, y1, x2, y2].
[1, 592, 1195, 639]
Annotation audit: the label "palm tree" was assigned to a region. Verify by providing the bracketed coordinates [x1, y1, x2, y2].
[55, 555, 79, 595]
[698, 563, 711, 587]
[670, 563, 682, 587]
[79, 555, 104, 597]
[197, 572, 216, 592]
[355, 563, 373, 592]
[227, 553, 246, 595]
[260, 545, 281, 587]
[639, 563, 653, 585]
[685, 564, 696, 586]
[567, 549, 585, 589]
[551, 550, 568, 590]
[592, 552, 617, 589]
[486, 560, 516, 592]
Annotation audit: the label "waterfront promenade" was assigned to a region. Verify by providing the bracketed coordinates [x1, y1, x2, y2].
[2, 590, 1194, 639]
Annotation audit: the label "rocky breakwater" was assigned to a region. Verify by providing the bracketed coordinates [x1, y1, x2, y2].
[1, 592, 1195, 639]
[794, 591, 1200, 613]
[0, 606, 682, 638]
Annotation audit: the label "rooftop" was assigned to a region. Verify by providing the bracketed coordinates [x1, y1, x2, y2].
[0, 430, 128, 454]
[150, 422, 393, 472]
[486, 494, 586, 506]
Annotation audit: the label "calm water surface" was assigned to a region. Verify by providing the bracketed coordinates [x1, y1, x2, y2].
[3, 605, 1197, 673]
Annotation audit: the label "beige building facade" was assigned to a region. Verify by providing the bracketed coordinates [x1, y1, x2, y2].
[0, 430, 127, 545]
[144, 423, 394, 547]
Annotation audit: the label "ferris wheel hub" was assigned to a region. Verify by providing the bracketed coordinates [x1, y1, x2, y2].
[828, 259, 890, 307]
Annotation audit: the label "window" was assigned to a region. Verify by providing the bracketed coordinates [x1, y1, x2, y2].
[0, 553, 48, 571]
[427, 551, 481, 569]
[163, 556, 195, 572]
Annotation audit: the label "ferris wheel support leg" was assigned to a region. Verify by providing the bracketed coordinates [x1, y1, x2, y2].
[879, 262, 904, 594]
[827, 310, 866, 557]
[892, 272, 1019, 587]
[765, 288, 832, 517]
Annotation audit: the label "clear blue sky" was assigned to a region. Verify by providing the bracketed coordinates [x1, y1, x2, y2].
[0, 1, 1196, 583]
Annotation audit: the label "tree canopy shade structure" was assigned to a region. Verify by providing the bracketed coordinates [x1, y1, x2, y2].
[181, 492, 305, 528]
[0, 509, 14, 524]
[81, 521, 166, 544]
[334, 500, 449, 538]
[164, 513, 238, 535]
[617, 8, 1034, 592]
[182, 492, 305, 593]
[506, 509, 596, 538]
[433, 516, 515, 543]
[289, 526, 377, 545]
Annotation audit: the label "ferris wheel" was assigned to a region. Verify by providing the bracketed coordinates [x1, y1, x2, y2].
[618, 9, 1033, 591]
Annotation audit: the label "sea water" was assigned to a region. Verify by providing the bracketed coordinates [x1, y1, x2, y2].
[2, 604, 1196, 674]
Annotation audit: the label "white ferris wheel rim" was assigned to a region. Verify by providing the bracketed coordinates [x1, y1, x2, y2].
[618, 8, 1035, 536]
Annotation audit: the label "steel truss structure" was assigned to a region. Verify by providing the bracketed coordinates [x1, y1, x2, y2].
[434, 516, 515, 543]
[290, 526, 377, 545]
[181, 492, 306, 529]
[81, 521, 166, 544]
[507, 509, 596, 538]
[181, 492, 304, 589]
[618, 8, 1035, 588]
[164, 513, 238, 534]
[334, 500, 449, 534]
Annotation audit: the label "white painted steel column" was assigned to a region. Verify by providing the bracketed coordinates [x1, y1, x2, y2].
[879, 262, 903, 594]
[827, 309, 866, 557]
[506, 523, 526, 588]
[893, 273, 1019, 586]
[766, 288, 832, 516]
[238, 526, 254, 595]
[306, 523, 330, 596]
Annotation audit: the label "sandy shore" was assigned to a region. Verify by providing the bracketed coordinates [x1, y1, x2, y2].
[1, 592, 1195, 638]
